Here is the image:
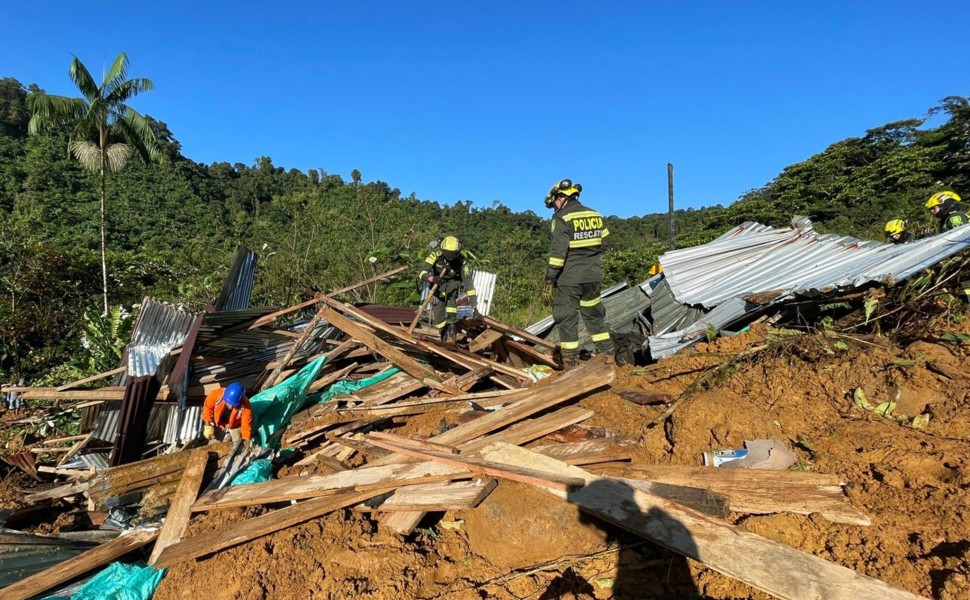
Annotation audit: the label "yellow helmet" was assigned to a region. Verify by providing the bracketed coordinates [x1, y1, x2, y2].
[544, 178, 582, 208]
[440, 235, 461, 258]
[884, 219, 905, 236]
[926, 190, 961, 209]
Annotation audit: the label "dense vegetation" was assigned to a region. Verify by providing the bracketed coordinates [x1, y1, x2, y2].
[0, 73, 968, 381]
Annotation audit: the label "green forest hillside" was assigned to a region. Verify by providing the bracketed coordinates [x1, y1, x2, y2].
[1, 75, 968, 381]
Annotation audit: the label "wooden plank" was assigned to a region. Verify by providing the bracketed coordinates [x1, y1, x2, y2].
[533, 438, 635, 466]
[192, 461, 470, 511]
[307, 362, 359, 393]
[360, 479, 497, 512]
[368, 431, 460, 454]
[433, 358, 612, 448]
[468, 329, 504, 353]
[24, 480, 90, 503]
[55, 367, 127, 392]
[464, 406, 596, 452]
[263, 304, 328, 390]
[365, 438, 586, 492]
[154, 490, 378, 569]
[595, 464, 870, 526]
[323, 298, 519, 389]
[339, 388, 519, 415]
[249, 265, 409, 330]
[416, 338, 532, 384]
[0, 529, 159, 600]
[148, 450, 209, 565]
[376, 360, 610, 534]
[483, 315, 556, 350]
[478, 443, 923, 600]
[505, 339, 558, 368]
[56, 433, 93, 467]
[320, 305, 462, 395]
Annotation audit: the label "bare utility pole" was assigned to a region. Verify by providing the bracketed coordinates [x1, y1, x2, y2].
[667, 163, 675, 250]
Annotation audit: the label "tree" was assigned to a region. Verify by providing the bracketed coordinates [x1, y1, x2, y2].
[26, 52, 160, 313]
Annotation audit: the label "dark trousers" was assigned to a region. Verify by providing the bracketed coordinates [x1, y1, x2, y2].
[431, 279, 462, 328]
[553, 282, 612, 353]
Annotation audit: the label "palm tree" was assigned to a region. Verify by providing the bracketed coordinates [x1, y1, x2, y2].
[27, 52, 160, 313]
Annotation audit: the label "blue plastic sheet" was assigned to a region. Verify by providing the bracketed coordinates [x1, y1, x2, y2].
[42, 561, 165, 600]
[312, 367, 400, 405]
[229, 458, 273, 486]
[249, 356, 328, 447]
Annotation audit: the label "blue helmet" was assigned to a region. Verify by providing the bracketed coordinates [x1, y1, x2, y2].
[223, 382, 245, 407]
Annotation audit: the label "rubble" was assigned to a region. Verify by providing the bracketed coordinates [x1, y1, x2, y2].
[3, 241, 965, 599]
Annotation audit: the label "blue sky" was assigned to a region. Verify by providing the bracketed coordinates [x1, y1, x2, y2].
[1, 1, 968, 218]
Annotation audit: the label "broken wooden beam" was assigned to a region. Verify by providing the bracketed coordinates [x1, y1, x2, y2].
[192, 461, 471, 511]
[479, 443, 924, 600]
[359, 479, 497, 512]
[319, 305, 463, 395]
[148, 450, 209, 565]
[154, 490, 378, 569]
[365, 438, 586, 492]
[594, 464, 870, 526]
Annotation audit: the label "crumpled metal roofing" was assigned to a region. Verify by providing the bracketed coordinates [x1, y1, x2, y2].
[525, 282, 630, 336]
[661, 217, 970, 309]
[124, 298, 199, 378]
[214, 245, 258, 311]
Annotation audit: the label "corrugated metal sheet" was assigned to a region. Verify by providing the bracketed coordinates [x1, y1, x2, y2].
[0, 531, 98, 586]
[661, 218, 970, 309]
[541, 286, 652, 349]
[648, 297, 755, 359]
[525, 282, 630, 336]
[471, 270, 497, 316]
[91, 400, 169, 445]
[123, 298, 199, 379]
[214, 245, 258, 312]
[646, 218, 970, 359]
[648, 280, 705, 335]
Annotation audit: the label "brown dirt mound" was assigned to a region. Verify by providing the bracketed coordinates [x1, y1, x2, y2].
[149, 326, 970, 599]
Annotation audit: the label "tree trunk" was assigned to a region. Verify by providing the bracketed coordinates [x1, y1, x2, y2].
[100, 152, 108, 315]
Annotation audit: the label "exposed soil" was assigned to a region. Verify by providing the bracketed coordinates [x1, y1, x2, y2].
[14, 321, 970, 599]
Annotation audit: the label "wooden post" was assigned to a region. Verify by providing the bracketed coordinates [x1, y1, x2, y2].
[667, 162, 675, 250]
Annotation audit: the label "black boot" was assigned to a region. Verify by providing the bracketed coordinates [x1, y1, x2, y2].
[444, 323, 458, 344]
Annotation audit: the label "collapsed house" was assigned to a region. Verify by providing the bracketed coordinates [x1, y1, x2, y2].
[1, 221, 957, 599]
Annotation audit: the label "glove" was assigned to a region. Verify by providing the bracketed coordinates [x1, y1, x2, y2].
[427, 274, 442, 286]
[203, 424, 215, 440]
[542, 281, 555, 304]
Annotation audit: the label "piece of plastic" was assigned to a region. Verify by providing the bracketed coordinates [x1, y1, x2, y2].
[249, 356, 328, 447]
[230, 458, 274, 486]
[43, 561, 165, 600]
[311, 367, 401, 405]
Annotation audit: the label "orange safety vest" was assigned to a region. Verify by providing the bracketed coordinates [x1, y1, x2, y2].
[201, 388, 254, 441]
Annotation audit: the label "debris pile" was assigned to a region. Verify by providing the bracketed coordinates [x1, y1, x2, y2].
[3, 232, 965, 599]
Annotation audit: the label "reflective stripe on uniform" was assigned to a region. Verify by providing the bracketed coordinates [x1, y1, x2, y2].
[466, 289, 477, 296]
[562, 210, 600, 221]
[590, 332, 611, 342]
[569, 238, 603, 248]
[560, 340, 580, 350]
[435, 321, 447, 329]
[579, 297, 601, 307]
[548, 257, 565, 267]
[446, 307, 458, 314]
[602, 228, 610, 237]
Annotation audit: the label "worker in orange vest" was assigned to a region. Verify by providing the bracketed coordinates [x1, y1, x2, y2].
[201, 382, 254, 444]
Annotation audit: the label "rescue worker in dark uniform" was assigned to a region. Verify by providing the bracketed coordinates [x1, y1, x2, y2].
[884, 219, 914, 244]
[543, 179, 614, 369]
[926, 191, 969, 232]
[418, 236, 477, 343]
